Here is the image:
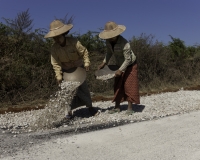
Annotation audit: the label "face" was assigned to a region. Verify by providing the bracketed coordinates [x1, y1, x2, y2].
[53, 34, 65, 46]
[108, 36, 118, 43]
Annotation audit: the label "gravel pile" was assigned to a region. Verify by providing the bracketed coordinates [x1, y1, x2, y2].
[0, 88, 200, 135]
[0, 81, 80, 133]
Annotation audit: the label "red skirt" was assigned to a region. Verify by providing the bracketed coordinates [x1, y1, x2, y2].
[112, 63, 140, 104]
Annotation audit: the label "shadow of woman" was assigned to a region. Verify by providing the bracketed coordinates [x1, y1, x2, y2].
[72, 106, 102, 118]
[118, 104, 145, 112]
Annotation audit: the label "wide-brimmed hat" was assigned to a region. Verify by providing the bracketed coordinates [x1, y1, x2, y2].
[99, 21, 126, 39]
[44, 20, 73, 38]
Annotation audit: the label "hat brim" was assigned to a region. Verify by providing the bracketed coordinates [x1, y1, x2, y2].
[63, 67, 86, 85]
[99, 25, 126, 39]
[44, 24, 73, 38]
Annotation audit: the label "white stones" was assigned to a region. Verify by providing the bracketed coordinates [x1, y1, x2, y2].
[29, 81, 80, 130]
[0, 81, 80, 132]
[0, 90, 200, 133]
[96, 74, 115, 80]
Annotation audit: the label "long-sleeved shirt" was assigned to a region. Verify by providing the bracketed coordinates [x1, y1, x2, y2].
[103, 35, 136, 72]
[51, 37, 90, 81]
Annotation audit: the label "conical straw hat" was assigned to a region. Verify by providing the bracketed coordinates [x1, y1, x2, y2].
[99, 21, 126, 39]
[44, 20, 73, 38]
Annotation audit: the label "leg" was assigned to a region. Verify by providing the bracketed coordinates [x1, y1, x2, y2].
[75, 81, 99, 116]
[108, 101, 121, 114]
[125, 101, 134, 115]
[76, 81, 92, 107]
[127, 101, 133, 111]
[115, 101, 120, 109]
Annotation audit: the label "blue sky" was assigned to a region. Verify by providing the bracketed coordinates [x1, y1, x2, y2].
[0, 0, 200, 46]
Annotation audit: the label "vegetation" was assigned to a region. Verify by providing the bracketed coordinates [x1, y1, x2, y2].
[1, 10, 200, 106]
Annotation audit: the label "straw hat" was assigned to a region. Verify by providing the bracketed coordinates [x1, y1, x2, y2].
[44, 20, 73, 38]
[99, 21, 126, 39]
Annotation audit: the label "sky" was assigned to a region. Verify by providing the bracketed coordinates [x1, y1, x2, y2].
[0, 0, 200, 46]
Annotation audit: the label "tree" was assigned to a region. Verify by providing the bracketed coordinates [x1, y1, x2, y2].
[168, 35, 188, 59]
[2, 8, 33, 37]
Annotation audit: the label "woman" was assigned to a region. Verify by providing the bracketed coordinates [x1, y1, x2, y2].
[98, 21, 140, 115]
[44, 20, 98, 119]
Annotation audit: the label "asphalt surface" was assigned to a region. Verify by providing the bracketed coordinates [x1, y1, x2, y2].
[1, 110, 200, 160]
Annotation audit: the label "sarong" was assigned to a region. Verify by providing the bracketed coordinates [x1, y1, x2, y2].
[112, 63, 140, 104]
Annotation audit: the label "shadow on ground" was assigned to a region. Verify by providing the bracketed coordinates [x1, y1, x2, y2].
[71, 104, 145, 119]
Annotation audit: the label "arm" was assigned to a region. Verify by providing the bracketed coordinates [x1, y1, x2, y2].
[115, 43, 136, 77]
[76, 41, 90, 68]
[119, 43, 136, 72]
[51, 51, 62, 82]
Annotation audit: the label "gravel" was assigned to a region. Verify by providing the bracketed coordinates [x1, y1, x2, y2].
[0, 88, 200, 158]
[0, 88, 200, 135]
[0, 81, 80, 132]
[96, 74, 115, 80]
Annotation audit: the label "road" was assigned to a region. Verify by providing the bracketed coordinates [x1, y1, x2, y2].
[1, 110, 200, 160]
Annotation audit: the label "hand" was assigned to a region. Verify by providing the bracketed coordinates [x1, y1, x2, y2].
[85, 66, 90, 71]
[57, 79, 62, 85]
[98, 62, 106, 70]
[115, 70, 122, 77]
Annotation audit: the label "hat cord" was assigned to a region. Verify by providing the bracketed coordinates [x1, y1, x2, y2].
[104, 25, 119, 32]
[50, 24, 64, 31]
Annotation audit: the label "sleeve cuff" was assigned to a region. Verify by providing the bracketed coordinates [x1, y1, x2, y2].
[57, 75, 62, 81]
[84, 62, 90, 67]
[119, 67, 126, 72]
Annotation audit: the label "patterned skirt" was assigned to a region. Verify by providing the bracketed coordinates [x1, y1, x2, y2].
[112, 63, 140, 104]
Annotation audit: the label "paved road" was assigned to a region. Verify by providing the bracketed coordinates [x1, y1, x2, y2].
[2, 110, 200, 160]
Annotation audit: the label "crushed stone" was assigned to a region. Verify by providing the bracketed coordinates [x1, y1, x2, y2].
[0, 88, 200, 134]
[96, 74, 115, 80]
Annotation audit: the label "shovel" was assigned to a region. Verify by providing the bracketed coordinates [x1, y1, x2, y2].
[95, 65, 119, 80]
